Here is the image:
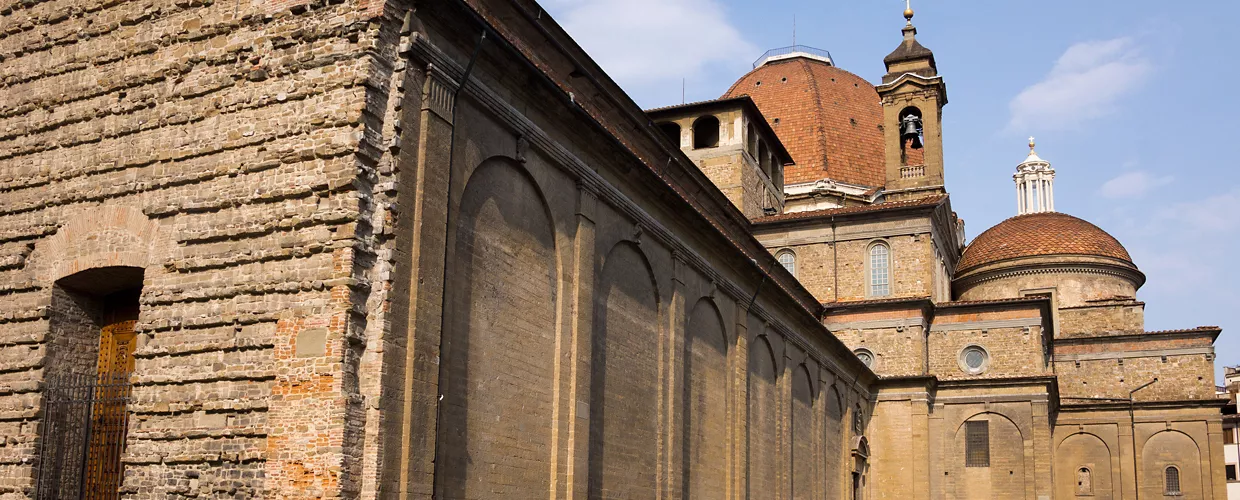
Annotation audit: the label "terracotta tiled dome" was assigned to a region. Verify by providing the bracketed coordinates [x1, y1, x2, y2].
[956, 212, 1135, 273]
[722, 58, 885, 188]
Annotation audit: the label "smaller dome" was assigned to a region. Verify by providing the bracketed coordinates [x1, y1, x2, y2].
[956, 212, 1134, 274]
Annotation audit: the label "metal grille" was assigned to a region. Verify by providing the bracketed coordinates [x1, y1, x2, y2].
[1165, 466, 1181, 495]
[35, 372, 132, 500]
[965, 420, 990, 467]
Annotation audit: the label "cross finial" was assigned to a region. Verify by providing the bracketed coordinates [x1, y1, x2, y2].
[1029, 136, 1036, 152]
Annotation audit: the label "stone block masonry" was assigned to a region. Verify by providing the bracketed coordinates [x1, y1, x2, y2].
[0, 0, 390, 496]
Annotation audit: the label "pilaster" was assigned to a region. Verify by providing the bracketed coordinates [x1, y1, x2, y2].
[562, 184, 598, 500]
[664, 252, 689, 499]
[731, 302, 750, 500]
[395, 64, 457, 500]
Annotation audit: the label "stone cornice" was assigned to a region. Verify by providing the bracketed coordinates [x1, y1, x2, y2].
[953, 260, 1146, 290]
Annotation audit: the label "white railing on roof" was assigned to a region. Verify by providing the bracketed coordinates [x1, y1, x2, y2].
[753, 45, 834, 69]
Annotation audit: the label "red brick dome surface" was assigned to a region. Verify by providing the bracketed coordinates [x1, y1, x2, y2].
[723, 58, 885, 188]
[957, 212, 1134, 273]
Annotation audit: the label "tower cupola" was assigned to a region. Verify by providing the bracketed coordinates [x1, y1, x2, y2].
[1014, 138, 1055, 215]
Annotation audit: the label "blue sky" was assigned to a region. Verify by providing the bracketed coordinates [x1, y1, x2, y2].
[542, 0, 1238, 384]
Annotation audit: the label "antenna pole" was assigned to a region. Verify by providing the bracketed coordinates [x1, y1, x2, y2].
[681, 78, 685, 104]
[793, 14, 796, 46]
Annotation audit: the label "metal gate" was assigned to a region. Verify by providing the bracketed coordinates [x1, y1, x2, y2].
[34, 372, 132, 500]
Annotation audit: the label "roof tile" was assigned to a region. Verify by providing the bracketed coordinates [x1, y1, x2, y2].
[957, 212, 1134, 273]
[722, 58, 886, 188]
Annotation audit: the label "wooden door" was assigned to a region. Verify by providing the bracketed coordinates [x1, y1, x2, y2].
[83, 320, 136, 500]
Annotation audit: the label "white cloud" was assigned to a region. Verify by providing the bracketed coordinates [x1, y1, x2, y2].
[1099, 171, 1173, 199]
[542, 0, 756, 86]
[1152, 187, 1240, 233]
[1008, 37, 1152, 131]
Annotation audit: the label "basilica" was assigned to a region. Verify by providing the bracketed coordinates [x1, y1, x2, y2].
[0, 0, 1229, 498]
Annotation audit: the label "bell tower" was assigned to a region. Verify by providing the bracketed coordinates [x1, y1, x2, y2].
[876, 4, 948, 201]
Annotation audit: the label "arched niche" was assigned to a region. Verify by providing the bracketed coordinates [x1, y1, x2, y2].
[1055, 433, 1114, 500]
[681, 297, 728, 499]
[791, 363, 816, 499]
[588, 241, 660, 498]
[948, 412, 1027, 500]
[437, 157, 559, 498]
[1140, 430, 1202, 500]
[747, 334, 779, 499]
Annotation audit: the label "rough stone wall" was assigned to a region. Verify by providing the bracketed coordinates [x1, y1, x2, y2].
[834, 325, 927, 377]
[1054, 351, 1217, 401]
[928, 307, 1048, 380]
[655, 107, 783, 220]
[1059, 302, 1145, 337]
[757, 216, 936, 304]
[0, 0, 384, 495]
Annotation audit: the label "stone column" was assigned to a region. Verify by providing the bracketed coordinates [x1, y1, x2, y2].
[1015, 178, 1024, 214]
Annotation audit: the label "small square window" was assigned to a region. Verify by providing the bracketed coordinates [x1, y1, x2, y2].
[1226, 464, 1237, 482]
[1225, 429, 1236, 445]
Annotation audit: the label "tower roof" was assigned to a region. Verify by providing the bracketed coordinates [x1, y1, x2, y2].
[722, 56, 886, 188]
[881, 9, 937, 84]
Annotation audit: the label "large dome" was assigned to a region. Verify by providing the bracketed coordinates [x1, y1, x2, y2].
[722, 58, 885, 188]
[956, 212, 1135, 274]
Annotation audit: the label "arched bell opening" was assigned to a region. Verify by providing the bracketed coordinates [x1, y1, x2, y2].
[37, 266, 144, 500]
[898, 106, 924, 167]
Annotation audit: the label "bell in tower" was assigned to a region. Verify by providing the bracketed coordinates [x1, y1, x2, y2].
[900, 113, 924, 149]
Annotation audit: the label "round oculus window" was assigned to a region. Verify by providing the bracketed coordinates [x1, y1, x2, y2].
[854, 349, 874, 368]
[959, 345, 989, 374]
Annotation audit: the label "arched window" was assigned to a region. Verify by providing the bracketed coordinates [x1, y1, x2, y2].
[692, 116, 720, 149]
[657, 122, 681, 147]
[1164, 466, 1181, 495]
[1076, 467, 1092, 495]
[868, 242, 891, 297]
[777, 250, 796, 277]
